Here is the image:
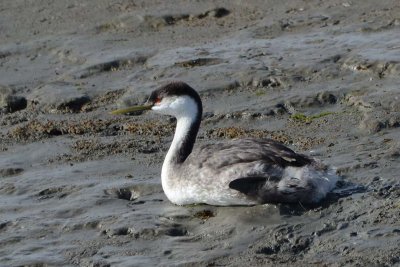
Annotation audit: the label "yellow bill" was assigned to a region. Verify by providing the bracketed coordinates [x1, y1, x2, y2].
[110, 104, 153, 115]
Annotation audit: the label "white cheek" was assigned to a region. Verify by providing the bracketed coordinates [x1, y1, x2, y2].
[151, 102, 171, 114]
[151, 99, 178, 115]
[151, 105, 161, 111]
[150, 96, 197, 119]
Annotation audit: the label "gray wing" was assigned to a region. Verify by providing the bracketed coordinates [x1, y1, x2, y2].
[189, 137, 312, 170]
[184, 138, 315, 203]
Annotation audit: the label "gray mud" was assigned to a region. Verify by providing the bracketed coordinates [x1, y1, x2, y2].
[1, 0, 399, 266]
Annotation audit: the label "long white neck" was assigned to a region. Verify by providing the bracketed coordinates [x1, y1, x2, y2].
[154, 96, 202, 192]
[162, 116, 195, 180]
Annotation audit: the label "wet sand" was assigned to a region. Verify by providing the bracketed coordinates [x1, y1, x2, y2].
[1, 0, 400, 266]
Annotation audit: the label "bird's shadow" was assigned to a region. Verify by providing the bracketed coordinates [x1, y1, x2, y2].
[278, 179, 367, 216]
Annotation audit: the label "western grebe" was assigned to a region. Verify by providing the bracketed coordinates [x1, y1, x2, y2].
[111, 82, 339, 206]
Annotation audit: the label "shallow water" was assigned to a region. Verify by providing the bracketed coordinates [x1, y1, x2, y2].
[1, 0, 400, 266]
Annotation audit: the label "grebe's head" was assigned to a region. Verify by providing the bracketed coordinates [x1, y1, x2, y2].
[149, 82, 202, 118]
[111, 82, 202, 119]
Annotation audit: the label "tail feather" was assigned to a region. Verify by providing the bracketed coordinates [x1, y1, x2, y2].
[278, 165, 339, 203]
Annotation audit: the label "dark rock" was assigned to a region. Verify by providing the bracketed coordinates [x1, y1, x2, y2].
[112, 227, 132, 236]
[209, 7, 230, 18]
[115, 188, 136, 201]
[261, 77, 281, 87]
[165, 226, 187, 237]
[198, 8, 230, 19]
[0, 221, 11, 231]
[163, 14, 190, 25]
[257, 245, 280, 255]
[372, 176, 381, 181]
[0, 168, 24, 177]
[0, 85, 27, 112]
[3, 95, 27, 112]
[317, 91, 337, 104]
[58, 94, 90, 112]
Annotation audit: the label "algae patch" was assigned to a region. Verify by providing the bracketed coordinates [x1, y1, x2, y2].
[290, 111, 335, 123]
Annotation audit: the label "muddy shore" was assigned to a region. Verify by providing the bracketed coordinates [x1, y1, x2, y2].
[1, 1, 399, 266]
